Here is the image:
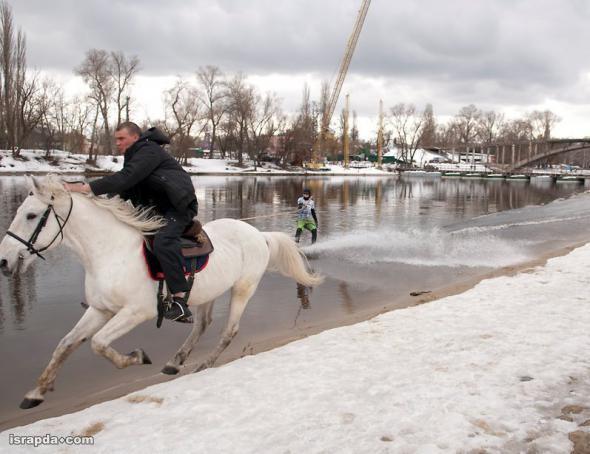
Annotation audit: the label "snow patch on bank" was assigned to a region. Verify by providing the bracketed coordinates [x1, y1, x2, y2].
[0, 149, 392, 175]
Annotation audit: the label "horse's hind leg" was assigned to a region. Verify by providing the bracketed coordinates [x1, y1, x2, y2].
[162, 300, 215, 375]
[21, 307, 112, 409]
[90, 307, 153, 369]
[193, 281, 257, 373]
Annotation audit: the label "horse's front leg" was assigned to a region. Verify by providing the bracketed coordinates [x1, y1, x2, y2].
[91, 307, 154, 369]
[162, 300, 215, 375]
[21, 307, 112, 409]
[194, 281, 257, 373]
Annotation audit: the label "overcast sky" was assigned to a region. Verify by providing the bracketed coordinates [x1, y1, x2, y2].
[10, 0, 590, 139]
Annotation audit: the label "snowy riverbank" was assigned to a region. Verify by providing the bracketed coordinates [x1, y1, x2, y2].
[0, 149, 392, 176]
[2, 243, 590, 452]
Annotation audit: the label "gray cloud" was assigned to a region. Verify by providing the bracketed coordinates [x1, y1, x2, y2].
[10, 0, 590, 128]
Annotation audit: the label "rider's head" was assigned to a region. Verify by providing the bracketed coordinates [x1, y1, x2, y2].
[114, 122, 142, 154]
[302, 188, 311, 200]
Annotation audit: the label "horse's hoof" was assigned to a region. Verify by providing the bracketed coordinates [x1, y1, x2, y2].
[161, 365, 179, 375]
[20, 398, 43, 409]
[193, 363, 208, 373]
[129, 349, 152, 365]
[140, 349, 152, 365]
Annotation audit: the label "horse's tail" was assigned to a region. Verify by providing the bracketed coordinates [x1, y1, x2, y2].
[262, 232, 324, 287]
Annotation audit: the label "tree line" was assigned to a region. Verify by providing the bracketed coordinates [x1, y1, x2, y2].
[0, 2, 569, 168]
[388, 103, 563, 165]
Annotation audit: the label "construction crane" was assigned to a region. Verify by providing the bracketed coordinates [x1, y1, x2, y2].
[310, 0, 371, 168]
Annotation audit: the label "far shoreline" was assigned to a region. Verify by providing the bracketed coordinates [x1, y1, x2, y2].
[0, 170, 399, 177]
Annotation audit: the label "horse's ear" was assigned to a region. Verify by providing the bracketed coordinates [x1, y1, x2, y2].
[30, 176, 42, 193]
[24, 175, 34, 193]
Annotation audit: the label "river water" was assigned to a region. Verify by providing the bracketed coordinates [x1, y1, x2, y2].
[1, 174, 589, 429]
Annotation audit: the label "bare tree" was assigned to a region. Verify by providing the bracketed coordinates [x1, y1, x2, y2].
[419, 103, 436, 148]
[388, 103, 426, 165]
[217, 116, 238, 161]
[15, 71, 46, 150]
[500, 118, 533, 143]
[162, 78, 202, 165]
[225, 73, 255, 166]
[49, 86, 69, 151]
[37, 78, 60, 156]
[0, 2, 28, 154]
[65, 95, 92, 153]
[248, 91, 284, 169]
[88, 104, 101, 162]
[477, 110, 504, 144]
[76, 49, 115, 155]
[454, 104, 481, 144]
[528, 110, 561, 140]
[0, 1, 15, 150]
[13, 27, 25, 151]
[197, 65, 227, 158]
[281, 83, 319, 166]
[351, 110, 359, 154]
[110, 51, 140, 127]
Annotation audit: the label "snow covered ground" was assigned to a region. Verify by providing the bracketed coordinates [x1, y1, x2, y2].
[2, 244, 590, 453]
[0, 149, 392, 176]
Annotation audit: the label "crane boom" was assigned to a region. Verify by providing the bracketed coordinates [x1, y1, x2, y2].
[312, 0, 371, 166]
[323, 0, 371, 131]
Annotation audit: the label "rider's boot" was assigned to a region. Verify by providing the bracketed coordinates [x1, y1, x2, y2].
[311, 229, 317, 244]
[295, 228, 302, 243]
[164, 296, 193, 323]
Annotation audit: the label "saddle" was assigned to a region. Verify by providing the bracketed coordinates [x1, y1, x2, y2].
[142, 218, 214, 328]
[143, 218, 214, 280]
[179, 218, 214, 258]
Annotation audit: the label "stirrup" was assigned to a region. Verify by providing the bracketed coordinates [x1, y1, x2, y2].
[164, 299, 193, 323]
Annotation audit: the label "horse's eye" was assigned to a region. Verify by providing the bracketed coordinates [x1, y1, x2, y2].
[26, 213, 37, 220]
[29, 191, 33, 196]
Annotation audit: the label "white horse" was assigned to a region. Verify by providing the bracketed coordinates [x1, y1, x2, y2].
[0, 176, 323, 409]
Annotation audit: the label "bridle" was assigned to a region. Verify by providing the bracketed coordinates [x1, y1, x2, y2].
[6, 194, 74, 261]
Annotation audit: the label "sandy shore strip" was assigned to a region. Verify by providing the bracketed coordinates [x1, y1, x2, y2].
[1, 241, 590, 453]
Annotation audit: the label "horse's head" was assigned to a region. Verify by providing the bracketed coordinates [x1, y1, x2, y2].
[0, 175, 72, 277]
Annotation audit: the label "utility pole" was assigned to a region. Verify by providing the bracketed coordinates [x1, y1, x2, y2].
[377, 99, 383, 169]
[343, 94, 350, 168]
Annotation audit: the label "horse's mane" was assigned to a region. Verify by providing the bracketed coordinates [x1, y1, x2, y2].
[40, 175, 166, 234]
[89, 196, 166, 233]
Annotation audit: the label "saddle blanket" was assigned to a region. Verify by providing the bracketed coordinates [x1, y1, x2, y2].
[142, 243, 209, 281]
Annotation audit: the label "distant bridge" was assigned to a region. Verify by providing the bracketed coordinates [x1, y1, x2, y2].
[452, 139, 590, 172]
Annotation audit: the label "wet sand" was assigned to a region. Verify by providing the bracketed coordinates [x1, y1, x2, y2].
[1, 239, 586, 432]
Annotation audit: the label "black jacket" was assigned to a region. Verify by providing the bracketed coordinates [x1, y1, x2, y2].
[89, 127, 197, 215]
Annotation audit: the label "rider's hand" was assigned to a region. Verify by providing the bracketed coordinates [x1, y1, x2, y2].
[64, 182, 91, 194]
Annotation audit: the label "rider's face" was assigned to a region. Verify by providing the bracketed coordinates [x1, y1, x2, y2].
[114, 128, 139, 154]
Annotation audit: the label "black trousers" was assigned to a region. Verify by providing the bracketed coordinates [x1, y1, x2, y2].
[153, 202, 197, 294]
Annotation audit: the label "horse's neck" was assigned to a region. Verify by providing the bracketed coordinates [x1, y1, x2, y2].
[63, 195, 143, 272]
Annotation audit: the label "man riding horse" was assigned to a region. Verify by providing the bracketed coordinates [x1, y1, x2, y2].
[65, 122, 197, 323]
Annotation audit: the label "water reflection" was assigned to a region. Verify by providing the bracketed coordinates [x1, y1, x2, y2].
[292, 283, 312, 328]
[338, 282, 355, 315]
[296, 283, 310, 310]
